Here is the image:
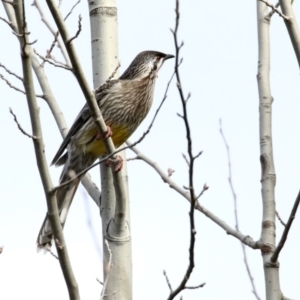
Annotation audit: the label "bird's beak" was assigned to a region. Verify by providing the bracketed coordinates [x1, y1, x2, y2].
[164, 54, 175, 61]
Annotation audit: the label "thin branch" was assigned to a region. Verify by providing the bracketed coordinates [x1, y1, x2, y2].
[94, 62, 121, 90]
[196, 183, 209, 200]
[163, 270, 173, 292]
[0, 73, 25, 93]
[100, 239, 113, 300]
[185, 283, 206, 289]
[260, 0, 289, 20]
[82, 190, 102, 259]
[47, 248, 59, 260]
[220, 120, 261, 300]
[279, 0, 300, 68]
[182, 153, 190, 167]
[34, 48, 72, 70]
[64, 0, 80, 21]
[0, 62, 23, 81]
[167, 168, 175, 177]
[47, 31, 60, 60]
[13, 1, 79, 299]
[271, 190, 300, 262]
[167, 0, 200, 297]
[31, 0, 71, 66]
[67, 14, 82, 44]
[0, 73, 44, 98]
[275, 210, 286, 227]
[0, 15, 12, 27]
[9, 107, 37, 139]
[267, 2, 280, 18]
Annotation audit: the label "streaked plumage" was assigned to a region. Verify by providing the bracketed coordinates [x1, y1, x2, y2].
[37, 51, 174, 248]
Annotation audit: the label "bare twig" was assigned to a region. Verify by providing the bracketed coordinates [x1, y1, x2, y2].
[267, 2, 280, 18]
[67, 14, 82, 44]
[196, 183, 209, 200]
[163, 270, 173, 292]
[31, 0, 71, 65]
[126, 156, 139, 162]
[96, 278, 104, 285]
[47, 31, 60, 59]
[47, 248, 59, 260]
[279, 0, 300, 69]
[275, 210, 286, 227]
[182, 153, 190, 166]
[166, 1, 203, 298]
[100, 239, 113, 300]
[34, 48, 72, 70]
[0, 73, 44, 98]
[185, 283, 206, 289]
[82, 190, 102, 259]
[0, 73, 26, 94]
[260, 0, 289, 20]
[220, 120, 261, 300]
[64, 0, 80, 21]
[167, 168, 175, 177]
[271, 190, 300, 262]
[95, 62, 121, 89]
[0, 15, 12, 26]
[0, 62, 23, 81]
[9, 107, 37, 139]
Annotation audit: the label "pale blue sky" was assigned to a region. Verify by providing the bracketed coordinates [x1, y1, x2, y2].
[1, 1, 300, 299]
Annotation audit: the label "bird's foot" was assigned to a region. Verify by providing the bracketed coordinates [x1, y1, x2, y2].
[106, 155, 123, 172]
[95, 126, 112, 140]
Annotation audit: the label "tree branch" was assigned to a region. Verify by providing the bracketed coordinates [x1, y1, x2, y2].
[220, 120, 261, 300]
[167, 1, 204, 297]
[9, 107, 37, 139]
[279, 0, 300, 68]
[31, 0, 71, 66]
[271, 189, 300, 262]
[0, 61, 23, 81]
[13, 1, 79, 299]
[259, 0, 289, 20]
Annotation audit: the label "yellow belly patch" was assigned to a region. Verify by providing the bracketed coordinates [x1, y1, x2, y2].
[84, 125, 131, 157]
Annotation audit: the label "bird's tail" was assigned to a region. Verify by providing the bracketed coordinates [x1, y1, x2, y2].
[37, 153, 87, 249]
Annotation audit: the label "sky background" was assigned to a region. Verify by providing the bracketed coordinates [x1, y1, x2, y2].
[1, 1, 300, 299]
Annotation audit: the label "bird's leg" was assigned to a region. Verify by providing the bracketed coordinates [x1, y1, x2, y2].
[105, 155, 123, 172]
[95, 125, 112, 140]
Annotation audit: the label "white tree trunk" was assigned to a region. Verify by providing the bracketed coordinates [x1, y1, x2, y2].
[87, 1, 132, 299]
[256, 2, 282, 300]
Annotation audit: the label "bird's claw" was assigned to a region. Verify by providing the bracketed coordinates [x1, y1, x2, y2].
[95, 126, 112, 140]
[105, 155, 123, 172]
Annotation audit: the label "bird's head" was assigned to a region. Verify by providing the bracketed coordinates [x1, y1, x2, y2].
[119, 51, 174, 80]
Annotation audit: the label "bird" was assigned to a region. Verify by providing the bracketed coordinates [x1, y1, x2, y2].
[37, 50, 174, 248]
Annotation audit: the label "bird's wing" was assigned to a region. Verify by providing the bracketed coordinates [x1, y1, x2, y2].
[51, 103, 91, 166]
[51, 80, 118, 166]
